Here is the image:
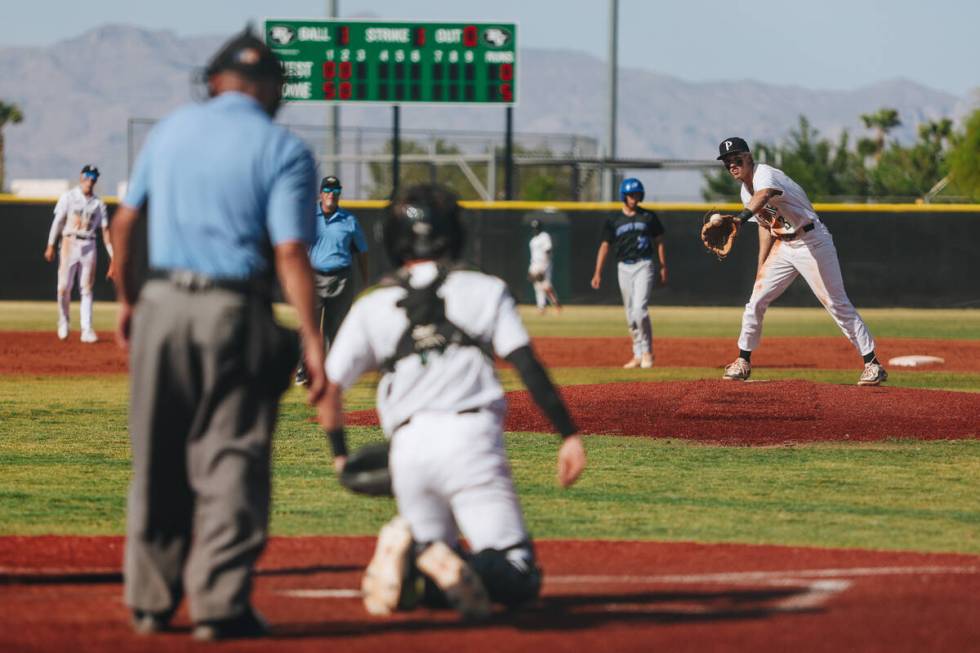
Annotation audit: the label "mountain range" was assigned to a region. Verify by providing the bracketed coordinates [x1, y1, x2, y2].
[0, 24, 975, 200]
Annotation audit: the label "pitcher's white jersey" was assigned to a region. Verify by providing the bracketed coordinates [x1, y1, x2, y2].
[529, 232, 552, 268]
[48, 186, 108, 245]
[740, 164, 820, 237]
[326, 261, 530, 435]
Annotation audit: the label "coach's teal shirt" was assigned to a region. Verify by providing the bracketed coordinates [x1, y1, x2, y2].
[308, 206, 368, 273]
[123, 92, 317, 280]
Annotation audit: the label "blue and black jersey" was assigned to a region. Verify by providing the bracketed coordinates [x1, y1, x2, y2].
[602, 208, 665, 263]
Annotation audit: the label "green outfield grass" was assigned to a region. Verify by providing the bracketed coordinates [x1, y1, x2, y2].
[2, 373, 978, 552]
[4, 301, 980, 339]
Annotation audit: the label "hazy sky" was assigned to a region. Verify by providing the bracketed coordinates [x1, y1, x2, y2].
[6, 0, 979, 97]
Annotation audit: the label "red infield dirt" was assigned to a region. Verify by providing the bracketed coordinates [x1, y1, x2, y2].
[346, 379, 980, 444]
[1, 536, 978, 653]
[3, 332, 980, 375]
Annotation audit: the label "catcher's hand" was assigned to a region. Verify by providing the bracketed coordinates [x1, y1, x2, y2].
[700, 210, 739, 261]
[338, 442, 393, 497]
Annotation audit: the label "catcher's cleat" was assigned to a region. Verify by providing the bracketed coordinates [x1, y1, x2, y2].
[57, 324, 69, 341]
[361, 516, 413, 616]
[640, 352, 654, 369]
[130, 609, 170, 635]
[723, 357, 751, 381]
[81, 329, 98, 344]
[857, 362, 888, 386]
[623, 357, 642, 369]
[416, 542, 491, 621]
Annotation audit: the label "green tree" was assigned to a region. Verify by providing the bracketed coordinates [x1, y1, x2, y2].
[0, 101, 24, 192]
[868, 118, 953, 200]
[946, 109, 980, 201]
[859, 107, 901, 162]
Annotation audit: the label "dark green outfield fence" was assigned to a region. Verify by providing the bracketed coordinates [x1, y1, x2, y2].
[3, 197, 979, 308]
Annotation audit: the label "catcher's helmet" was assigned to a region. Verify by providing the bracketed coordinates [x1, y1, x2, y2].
[620, 177, 645, 202]
[384, 184, 465, 267]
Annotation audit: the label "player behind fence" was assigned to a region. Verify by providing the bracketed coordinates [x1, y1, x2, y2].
[318, 183, 586, 620]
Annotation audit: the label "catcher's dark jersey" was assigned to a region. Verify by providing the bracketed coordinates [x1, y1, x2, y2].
[602, 208, 665, 262]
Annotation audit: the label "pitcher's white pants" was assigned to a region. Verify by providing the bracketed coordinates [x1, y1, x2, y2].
[390, 406, 529, 552]
[57, 237, 97, 332]
[617, 260, 654, 357]
[737, 223, 875, 357]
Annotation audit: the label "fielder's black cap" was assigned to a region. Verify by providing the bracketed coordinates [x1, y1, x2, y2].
[81, 164, 100, 178]
[717, 137, 751, 160]
[320, 175, 342, 191]
[205, 28, 283, 82]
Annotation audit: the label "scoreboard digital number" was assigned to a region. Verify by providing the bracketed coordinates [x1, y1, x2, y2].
[264, 19, 517, 104]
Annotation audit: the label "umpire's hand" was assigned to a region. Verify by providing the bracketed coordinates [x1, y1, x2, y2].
[557, 435, 586, 487]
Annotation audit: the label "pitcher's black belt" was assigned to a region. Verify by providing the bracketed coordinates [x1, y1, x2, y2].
[67, 233, 95, 240]
[148, 269, 271, 296]
[393, 406, 484, 434]
[778, 222, 815, 241]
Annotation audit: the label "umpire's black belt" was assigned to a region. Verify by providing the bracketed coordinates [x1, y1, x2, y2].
[315, 265, 351, 276]
[777, 222, 815, 241]
[149, 269, 271, 296]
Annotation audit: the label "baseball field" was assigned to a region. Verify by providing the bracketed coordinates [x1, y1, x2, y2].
[1, 301, 979, 652]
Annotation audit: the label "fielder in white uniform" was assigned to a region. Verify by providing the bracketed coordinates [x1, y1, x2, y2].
[527, 219, 561, 314]
[44, 164, 113, 343]
[715, 137, 887, 386]
[318, 184, 586, 620]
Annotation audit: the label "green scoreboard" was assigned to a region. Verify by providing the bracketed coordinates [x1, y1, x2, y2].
[264, 19, 517, 105]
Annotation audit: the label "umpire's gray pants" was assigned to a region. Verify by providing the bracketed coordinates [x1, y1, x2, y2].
[617, 260, 654, 357]
[314, 267, 355, 349]
[124, 280, 296, 622]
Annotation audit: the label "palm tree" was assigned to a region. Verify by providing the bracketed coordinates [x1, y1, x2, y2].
[0, 101, 24, 192]
[859, 108, 901, 163]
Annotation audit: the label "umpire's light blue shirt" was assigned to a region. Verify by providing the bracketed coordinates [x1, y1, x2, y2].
[123, 92, 317, 279]
[308, 205, 368, 273]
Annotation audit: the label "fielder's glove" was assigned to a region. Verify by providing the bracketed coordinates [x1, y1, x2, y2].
[700, 210, 739, 261]
[338, 442, 393, 497]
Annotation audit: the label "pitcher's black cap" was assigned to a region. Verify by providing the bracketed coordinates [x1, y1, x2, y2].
[717, 137, 751, 160]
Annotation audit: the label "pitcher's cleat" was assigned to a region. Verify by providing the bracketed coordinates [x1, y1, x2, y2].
[857, 362, 888, 386]
[723, 357, 751, 381]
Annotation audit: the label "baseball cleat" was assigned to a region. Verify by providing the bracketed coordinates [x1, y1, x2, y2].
[623, 357, 642, 369]
[857, 362, 888, 386]
[57, 324, 69, 341]
[416, 542, 491, 621]
[640, 352, 654, 369]
[80, 329, 98, 344]
[723, 357, 751, 381]
[361, 516, 413, 616]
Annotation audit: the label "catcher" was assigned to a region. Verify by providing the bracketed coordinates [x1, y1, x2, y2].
[319, 184, 586, 621]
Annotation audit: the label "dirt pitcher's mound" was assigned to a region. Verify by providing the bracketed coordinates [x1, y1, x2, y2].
[346, 380, 979, 444]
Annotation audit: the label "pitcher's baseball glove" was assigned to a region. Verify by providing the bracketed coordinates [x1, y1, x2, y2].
[700, 211, 739, 261]
[339, 442, 392, 497]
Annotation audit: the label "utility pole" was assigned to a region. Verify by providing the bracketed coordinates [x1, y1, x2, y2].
[603, 0, 619, 201]
[326, 0, 341, 175]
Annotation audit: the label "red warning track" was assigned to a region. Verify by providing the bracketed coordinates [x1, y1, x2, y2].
[3, 332, 980, 375]
[346, 380, 980, 444]
[0, 536, 977, 653]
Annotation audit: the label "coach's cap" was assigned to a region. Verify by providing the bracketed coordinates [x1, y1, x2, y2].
[80, 164, 100, 178]
[716, 137, 751, 160]
[205, 28, 283, 82]
[320, 176, 342, 192]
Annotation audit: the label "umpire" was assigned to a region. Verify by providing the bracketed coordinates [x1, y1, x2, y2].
[109, 30, 324, 641]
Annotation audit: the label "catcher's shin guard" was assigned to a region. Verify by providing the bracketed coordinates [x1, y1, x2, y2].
[361, 516, 414, 615]
[469, 543, 542, 608]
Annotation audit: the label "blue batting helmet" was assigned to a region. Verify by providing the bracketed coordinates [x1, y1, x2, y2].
[620, 177, 645, 202]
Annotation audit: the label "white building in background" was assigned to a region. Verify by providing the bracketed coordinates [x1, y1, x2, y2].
[9, 179, 70, 198]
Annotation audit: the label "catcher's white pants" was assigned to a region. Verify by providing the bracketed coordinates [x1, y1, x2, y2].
[57, 236, 97, 331]
[617, 260, 654, 357]
[529, 262, 553, 309]
[389, 406, 529, 552]
[737, 223, 875, 356]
